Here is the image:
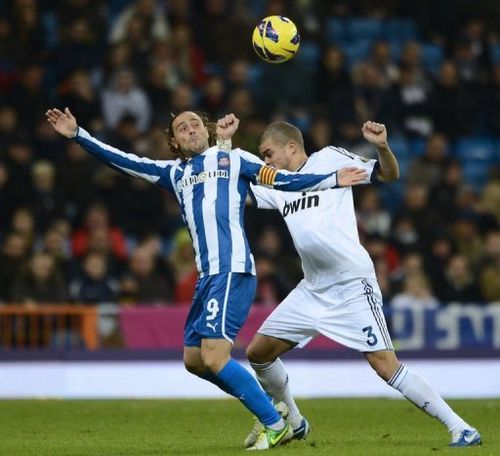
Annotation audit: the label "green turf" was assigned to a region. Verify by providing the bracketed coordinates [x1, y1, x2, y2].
[0, 399, 498, 455]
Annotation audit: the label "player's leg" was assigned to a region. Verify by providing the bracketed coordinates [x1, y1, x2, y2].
[246, 283, 318, 443]
[195, 272, 292, 449]
[365, 350, 481, 446]
[183, 345, 232, 394]
[318, 277, 480, 446]
[247, 334, 308, 433]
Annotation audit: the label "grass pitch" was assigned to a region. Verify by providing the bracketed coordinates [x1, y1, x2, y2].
[0, 398, 498, 455]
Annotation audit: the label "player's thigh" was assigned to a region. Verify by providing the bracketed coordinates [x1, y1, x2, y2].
[246, 333, 296, 363]
[185, 272, 257, 346]
[257, 282, 319, 348]
[200, 338, 232, 372]
[318, 278, 393, 352]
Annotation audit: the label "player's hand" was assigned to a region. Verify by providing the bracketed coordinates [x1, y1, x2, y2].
[216, 113, 239, 140]
[337, 167, 369, 187]
[362, 121, 388, 148]
[45, 107, 78, 138]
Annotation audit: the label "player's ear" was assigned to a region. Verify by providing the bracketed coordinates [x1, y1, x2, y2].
[287, 140, 297, 154]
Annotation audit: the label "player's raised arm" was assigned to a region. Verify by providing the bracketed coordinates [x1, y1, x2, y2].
[45, 107, 174, 188]
[362, 121, 400, 182]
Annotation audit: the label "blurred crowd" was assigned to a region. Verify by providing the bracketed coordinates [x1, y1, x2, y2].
[0, 0, 499, 308]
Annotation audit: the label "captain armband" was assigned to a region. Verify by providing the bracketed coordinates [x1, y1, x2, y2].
[257, 166, 278, 187]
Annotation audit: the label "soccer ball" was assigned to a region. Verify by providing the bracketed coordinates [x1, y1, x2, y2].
[252, 16, 300, 64]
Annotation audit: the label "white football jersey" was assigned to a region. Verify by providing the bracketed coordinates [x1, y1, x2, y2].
[250, 146, 379, 289]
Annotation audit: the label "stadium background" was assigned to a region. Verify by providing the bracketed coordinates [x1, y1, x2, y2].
[0, 0, 499, 398]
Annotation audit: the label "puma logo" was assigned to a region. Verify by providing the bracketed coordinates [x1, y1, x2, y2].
[207, 322, 218, 332]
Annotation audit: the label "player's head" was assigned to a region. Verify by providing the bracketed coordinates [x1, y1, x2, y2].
[165, 111, 215, 160]
[259, 121, 306, 171]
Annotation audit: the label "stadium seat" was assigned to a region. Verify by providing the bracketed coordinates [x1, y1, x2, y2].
[454, 137, 496, 162]
[341, 40, 372, 69]
[491, 43, 500, 64]
[461, 162, 493, 189]
[326, 18, 346, 44]
[388, 136, 410, 158]
[295, 41, 321, 66]
[347, 18, 382, 41]
[421, 43, 444, 74]
[382, 19, 418, 42]
[408, 138, 427, 157]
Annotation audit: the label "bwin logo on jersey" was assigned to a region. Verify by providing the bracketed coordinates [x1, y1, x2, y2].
[283, 193, 319, 217]
[176, 170, 229, 192]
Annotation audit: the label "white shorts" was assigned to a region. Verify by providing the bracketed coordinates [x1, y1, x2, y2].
[258, 277, 394, 352]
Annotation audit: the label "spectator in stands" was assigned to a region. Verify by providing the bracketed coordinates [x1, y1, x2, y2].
[69, 252, 119, 304]
[144, 61, 173, 124]
[0, 161, 16, 231]
[11, 252, 68, 304]
[54, 18, 102, 82]
[391, 273, 439, 310]
[431, 61, 476, 137]
[72, 203, 127, 262]
[10, 206, 36, 251]
[4, 141, 34, 206]
[451, 215, 484, 267]
[478, 230, 500, 302]
[435, 254, 483, 304]
[109, 0, 169, 45]
[58, 70, 101, 128]
[199, 75, 227, 118]
[317, 46, 356, 128]
[365, 41, 400, 89]
[58, 141, 98, 221]
[8, 64, 48, 134]
[120, 246, 174, 305]
[353, 63, 387, 122]
[168, 228, 197, 305]
[170, 21, 207, 87]
[425, 235, 456, 294]
[29, 160, 65, 232]
[356, 186, 392, 238]
[390, 252, 426, 295]
[0, 232, 30, 302]
[40, 225, 71, 280]
[0, 105, 20, 149]
[304, 117, 332, 152]
[254, 254, 292, 307]
[406, 133, 451, 187]
[399, 41, 431, 89]
[101, 68, 151, 132]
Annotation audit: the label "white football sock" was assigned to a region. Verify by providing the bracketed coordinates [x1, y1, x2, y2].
[250, 358, 303, 429]
[388, 364, 469, 434]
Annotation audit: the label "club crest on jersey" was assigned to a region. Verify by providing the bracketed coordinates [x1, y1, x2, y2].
[283, 192, 320, 217]
[176, 170, 229, 192]
[218, 157, 230, 167]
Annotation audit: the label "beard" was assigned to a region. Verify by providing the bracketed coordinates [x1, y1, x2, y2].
[179, 138, 209, 158]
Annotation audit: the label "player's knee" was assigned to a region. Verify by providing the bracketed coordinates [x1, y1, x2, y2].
[246, 341, 271, 364]
[200, 351, 228, 373]
[367, 351, 400, 381]
[183, 356, 205, 376]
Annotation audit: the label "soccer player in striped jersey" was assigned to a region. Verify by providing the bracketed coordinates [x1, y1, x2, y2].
[221, 120, 479, 449]
[45, 108, 369, 450]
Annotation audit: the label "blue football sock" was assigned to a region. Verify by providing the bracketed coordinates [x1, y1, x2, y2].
[201, 370, 232, 395]
[216, 358, 281, 427]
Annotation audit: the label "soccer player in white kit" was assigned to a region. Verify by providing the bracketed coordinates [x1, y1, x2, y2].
[228, 120, 481, 448]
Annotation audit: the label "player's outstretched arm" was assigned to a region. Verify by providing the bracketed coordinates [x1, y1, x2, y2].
[45, 107, 174, 188]
[362, 121, 399, 182]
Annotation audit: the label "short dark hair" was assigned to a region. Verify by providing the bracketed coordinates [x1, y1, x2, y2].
[164, 111, 216, 160]
[261, 121, 304, 147]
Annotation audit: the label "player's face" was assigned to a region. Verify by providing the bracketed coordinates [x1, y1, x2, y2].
[172, 112, 210, 157]
[259, 139, 293, 170]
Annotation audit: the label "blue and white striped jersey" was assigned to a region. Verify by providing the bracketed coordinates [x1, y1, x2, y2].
[74, 127, 340, 277]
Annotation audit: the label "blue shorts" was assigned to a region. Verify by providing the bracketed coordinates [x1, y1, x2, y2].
[184, 272, 257, 347]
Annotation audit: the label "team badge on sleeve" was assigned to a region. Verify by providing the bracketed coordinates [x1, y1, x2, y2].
[258, 166, 278, 186]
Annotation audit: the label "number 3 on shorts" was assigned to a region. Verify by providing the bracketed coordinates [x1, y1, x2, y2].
[362, 326, 378, 347]
[206, 298, 220, 321]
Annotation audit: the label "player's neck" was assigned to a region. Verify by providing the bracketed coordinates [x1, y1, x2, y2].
[290, 155, 308, 172]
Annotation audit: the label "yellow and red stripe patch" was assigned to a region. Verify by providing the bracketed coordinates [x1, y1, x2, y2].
[258, 166, 278, 186]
